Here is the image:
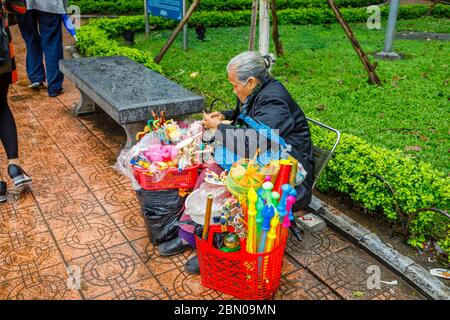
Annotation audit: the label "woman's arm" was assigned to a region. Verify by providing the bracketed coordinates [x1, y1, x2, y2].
[216, 97, 295, 159]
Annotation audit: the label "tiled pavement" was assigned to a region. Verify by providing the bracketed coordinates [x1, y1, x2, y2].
[0, 26, 425, 300]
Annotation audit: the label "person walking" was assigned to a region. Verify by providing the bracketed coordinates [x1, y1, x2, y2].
[0, 0, 32, 203]
[16, 0, 67, 97]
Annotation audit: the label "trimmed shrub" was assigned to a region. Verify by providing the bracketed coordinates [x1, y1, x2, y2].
[69, 0, 387, 15]
[77, 24, 162, 73]
[312, 127, 450, 260]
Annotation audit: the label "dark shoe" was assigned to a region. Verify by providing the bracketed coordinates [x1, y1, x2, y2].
[185, 255, 200, 275]
[7, 164, 32, 189]
[28, 82, 44, 89]
[0, 181, 6, 203]
[157, 237, 192, 257]
[49, 88, 64, 97]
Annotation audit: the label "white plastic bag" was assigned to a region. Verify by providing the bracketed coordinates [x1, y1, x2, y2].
[114, 133, 166, 190]
[184, 182, 231, 225]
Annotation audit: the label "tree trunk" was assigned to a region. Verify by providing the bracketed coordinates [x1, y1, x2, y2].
[327, 0, 381, 85]
[270, 0, 284, 56]
[154, 0, 201, 64]
[249, 0, 259, 51]
[259, 0, 270, 55]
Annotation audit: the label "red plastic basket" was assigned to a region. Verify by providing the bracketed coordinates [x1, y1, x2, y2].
[133, 164, 201, 190]
[195, 225, 287, 300]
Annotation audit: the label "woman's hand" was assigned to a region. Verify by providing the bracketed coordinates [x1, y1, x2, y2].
[209, 111, 225, 121]
[202, 112, 223, 130]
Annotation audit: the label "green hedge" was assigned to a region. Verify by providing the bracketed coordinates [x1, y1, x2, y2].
[69, 0, 386, 15]
[79, 4, 448, 36]
[313, 128, 450, 260]
[77, 24, 162, 73]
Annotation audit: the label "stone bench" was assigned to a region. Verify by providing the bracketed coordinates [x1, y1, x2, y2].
[60, 56, 204, 150]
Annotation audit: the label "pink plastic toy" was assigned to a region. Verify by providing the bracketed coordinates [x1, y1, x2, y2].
[144, 144, 179, 162]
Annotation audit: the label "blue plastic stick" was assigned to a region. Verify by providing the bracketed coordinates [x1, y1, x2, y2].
[278, 184, 292, 223]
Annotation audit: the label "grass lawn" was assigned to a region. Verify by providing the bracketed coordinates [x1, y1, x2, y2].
[131, 17, 450, 173]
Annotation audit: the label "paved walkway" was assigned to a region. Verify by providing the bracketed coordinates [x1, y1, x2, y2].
[0, 26, 424, 300]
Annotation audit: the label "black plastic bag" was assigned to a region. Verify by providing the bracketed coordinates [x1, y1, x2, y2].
[136, 189, 185, 245]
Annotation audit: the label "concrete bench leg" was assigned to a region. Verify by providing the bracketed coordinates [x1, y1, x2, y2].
[122, 122, 145, 150]
[74, 90, 96, 116]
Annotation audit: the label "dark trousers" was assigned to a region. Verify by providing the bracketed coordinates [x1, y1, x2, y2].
[0, 84, 18, 160]
[17, 10, 64, 95]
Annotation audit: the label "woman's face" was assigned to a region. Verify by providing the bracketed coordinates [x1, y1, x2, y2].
[228, 68, 257, 103]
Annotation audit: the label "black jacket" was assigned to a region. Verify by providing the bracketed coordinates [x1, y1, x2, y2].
[217, 77, 314, 208]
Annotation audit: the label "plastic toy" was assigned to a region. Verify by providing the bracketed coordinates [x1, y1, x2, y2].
[273, 159, 292, 195]
[258, 205, 275, 254]
[246, 187, 258, 254]
[262, 182, 274, 207]
[281, 195, 297, 242]
[265, 212, 280, 253]
[144, 144, 180, 163]
[255, 194, 264, 240]
[130, 155, 150, 169]
[221, 233, 241, 252]
[277, 184, 292, 245]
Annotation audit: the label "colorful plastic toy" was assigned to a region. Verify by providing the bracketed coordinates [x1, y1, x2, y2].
[144, 144, 180, 163]
[246, 187, 258, 254]
[281, 195, 297, 242]
[273, 159, 292, 195]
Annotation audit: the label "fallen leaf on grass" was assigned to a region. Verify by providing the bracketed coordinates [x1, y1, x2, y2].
[418, 135, 429, 142]
[190, 72, 199, 78]
[405, 146, 422, 152]
[316, 104, 327, 111]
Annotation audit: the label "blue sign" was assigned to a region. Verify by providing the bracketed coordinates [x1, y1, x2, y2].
[148, 0, 183, 21]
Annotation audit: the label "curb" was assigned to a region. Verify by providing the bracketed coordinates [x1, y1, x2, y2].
[308, 195, 450, 300]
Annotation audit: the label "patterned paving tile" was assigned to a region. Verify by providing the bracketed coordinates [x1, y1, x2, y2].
[91, 277, 170, 300]
[0, 205, 48, 244]
[305, 246, 424, 300]
[77, 163, 128, 192]
[0, 263, 83, 300]
[51, 214, 128, 262]
[275, 258, 340, 300]
[109, 208, 148, 243]
[39, 192, 110, 231]
[131, 237, 193, 277]
[0, 230, 64, 283]
[285, 226, 351, 267]
[68, 243, 155, 299]
[30, 171, 90, 205]
[92, 183, 140, 215]
[156, 265, 230, 300]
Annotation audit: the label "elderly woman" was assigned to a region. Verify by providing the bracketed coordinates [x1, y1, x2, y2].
[158, 51, 314, 274]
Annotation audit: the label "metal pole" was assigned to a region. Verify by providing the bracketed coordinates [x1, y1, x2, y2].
[383, 0, 399, 52]
[375, 0, 401, 60]
[183, 0, 188, 50]
[144, 0, 150, 38]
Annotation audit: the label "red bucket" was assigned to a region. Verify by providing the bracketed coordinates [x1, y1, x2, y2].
[133, 164, 201, 190]
[195, 225, 287, 300]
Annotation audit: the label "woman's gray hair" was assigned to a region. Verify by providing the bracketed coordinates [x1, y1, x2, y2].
[227, 51, 275, 84]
